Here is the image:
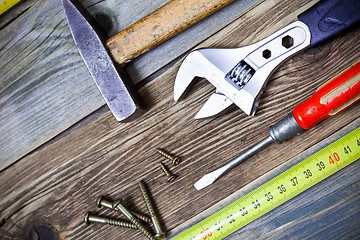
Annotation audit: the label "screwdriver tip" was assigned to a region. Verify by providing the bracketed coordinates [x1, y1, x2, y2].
[194, 173, 217, 190]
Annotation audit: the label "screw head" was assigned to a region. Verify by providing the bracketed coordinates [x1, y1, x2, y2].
[112, 199, 122, 209]
[96, 196, 104, 208]
[84, 212, 91, 225]
[167, 175, 176, 182]
[154, 232, 166, 239]
[172, 156, 181, 165]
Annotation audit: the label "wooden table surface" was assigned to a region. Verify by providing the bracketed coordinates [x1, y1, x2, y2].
[0, 0, 359, 239]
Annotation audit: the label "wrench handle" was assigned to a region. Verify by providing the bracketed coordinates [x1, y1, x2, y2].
[293, 62, 360, 130]
[298, 0, 360, 46]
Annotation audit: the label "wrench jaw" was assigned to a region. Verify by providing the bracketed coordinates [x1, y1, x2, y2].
[174, 51, 208, 102]
[194, 92, 234, 119]
[174, 47, 261, 117]
[174, 47, 251, 111]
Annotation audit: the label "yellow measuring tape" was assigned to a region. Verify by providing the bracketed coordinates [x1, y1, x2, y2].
[173, 127, 360, 240]
[0, 0, 20, 15]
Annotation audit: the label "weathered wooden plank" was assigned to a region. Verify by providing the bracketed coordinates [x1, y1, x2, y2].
[0, 11, 359, 238]
[128, 0, 263, 81]
[0, 0, 41, 29]
[0, 0, 103, 169]
[0, 0, 262, 169]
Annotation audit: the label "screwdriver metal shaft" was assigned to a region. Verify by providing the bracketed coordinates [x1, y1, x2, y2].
[194, 111, 305, 190]
[194, 62, 360, 190]
[194, 136, 273, 190]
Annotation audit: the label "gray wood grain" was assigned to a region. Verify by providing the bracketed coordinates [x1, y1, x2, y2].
[0, 0, 261, 170]
[0, 0, 40, 29]
[0, 0, 103, 169]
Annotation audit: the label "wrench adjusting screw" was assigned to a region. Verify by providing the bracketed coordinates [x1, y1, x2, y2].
[159, 163, 176, 182]
[156, 148, 181, 165]
[139, 181, 166, 239]
[113, 200, 155, 240]
[97, 196, 151, 223]
[84, 212, 137, 229]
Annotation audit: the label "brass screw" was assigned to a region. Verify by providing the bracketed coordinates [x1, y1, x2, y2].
[84, 212, 137, 229]
[156, 148, 181, 165]
[97, 196, 152, 224]
[159, 163, 176, 182]
[113, 199, 155, 240]
[139, 181, 166, 239]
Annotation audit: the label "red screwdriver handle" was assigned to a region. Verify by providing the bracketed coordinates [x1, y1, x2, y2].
[293, 62, 360, 130]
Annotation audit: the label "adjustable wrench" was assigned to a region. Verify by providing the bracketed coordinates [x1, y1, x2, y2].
[174, 0, 360, 119]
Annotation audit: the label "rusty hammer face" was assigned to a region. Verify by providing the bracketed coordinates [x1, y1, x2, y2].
[61, 0, 143, 122]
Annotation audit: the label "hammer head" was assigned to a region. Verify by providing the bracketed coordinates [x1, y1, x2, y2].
[62, 0, 143, 122]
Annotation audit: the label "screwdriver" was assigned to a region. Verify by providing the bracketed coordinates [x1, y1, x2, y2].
[194, 62, 360, 190]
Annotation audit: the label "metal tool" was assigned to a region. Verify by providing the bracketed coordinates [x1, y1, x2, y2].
[159, 163, 176, 182]
[139, 181, 166, 239]
[96, 196, 152, 223]
[112, 199, 155, 240]
[194, 61, 360, 190]
[174, 127, 360, 239]
[174, 0, 360, 118]
[156, 148, 181, 165]
[62, 0, 237, 121]
[84, 212, 138, 229]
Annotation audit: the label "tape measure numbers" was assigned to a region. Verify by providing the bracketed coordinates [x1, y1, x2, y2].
[0, 0, 20, 15]
[173, 127, 360, 240]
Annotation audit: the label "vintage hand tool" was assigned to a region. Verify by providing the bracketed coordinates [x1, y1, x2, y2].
[174, 0, 360, 119]
[62, 0, 237, 121]
[194, 61, 360, 190]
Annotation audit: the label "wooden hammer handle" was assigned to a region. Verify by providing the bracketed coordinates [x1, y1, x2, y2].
[106, 0, 236, 65]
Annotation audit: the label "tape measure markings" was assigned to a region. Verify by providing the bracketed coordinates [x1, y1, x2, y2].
[172, 127, 360, 240]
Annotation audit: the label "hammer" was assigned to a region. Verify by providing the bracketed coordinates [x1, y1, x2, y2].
[62, 0, 236, 121]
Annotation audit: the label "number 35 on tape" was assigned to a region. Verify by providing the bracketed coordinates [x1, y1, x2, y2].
[172, 127, 360, 240]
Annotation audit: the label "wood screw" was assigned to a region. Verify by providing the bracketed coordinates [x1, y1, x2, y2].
[112, 199, 155, 240]
[84, 212, 137, 229]
[156, 148, 181, 165]
[97, 196, 152, 223]
[139, 181, 166, 239]
[159, 163, 176, 182]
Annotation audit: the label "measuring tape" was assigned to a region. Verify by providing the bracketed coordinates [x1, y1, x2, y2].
[0, 0, 20, 15]
[172, 127, 360, 240]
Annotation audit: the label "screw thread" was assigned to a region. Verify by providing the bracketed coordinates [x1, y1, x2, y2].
[85, 212, 137, 229]
[113, 200, 155, 240]
[156, 148, 173, 160]
[105, 218, 138, 229]
[156, 148, 181, 165]
[128, 210, 151, 224]
[159, 163, 171, 177]
[139, 181, 166, 239]
[139, 181, 156, 217]
[128, 217, 155, 240]
[160, 163, 176, 182]
[97, 196, 152, 223]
